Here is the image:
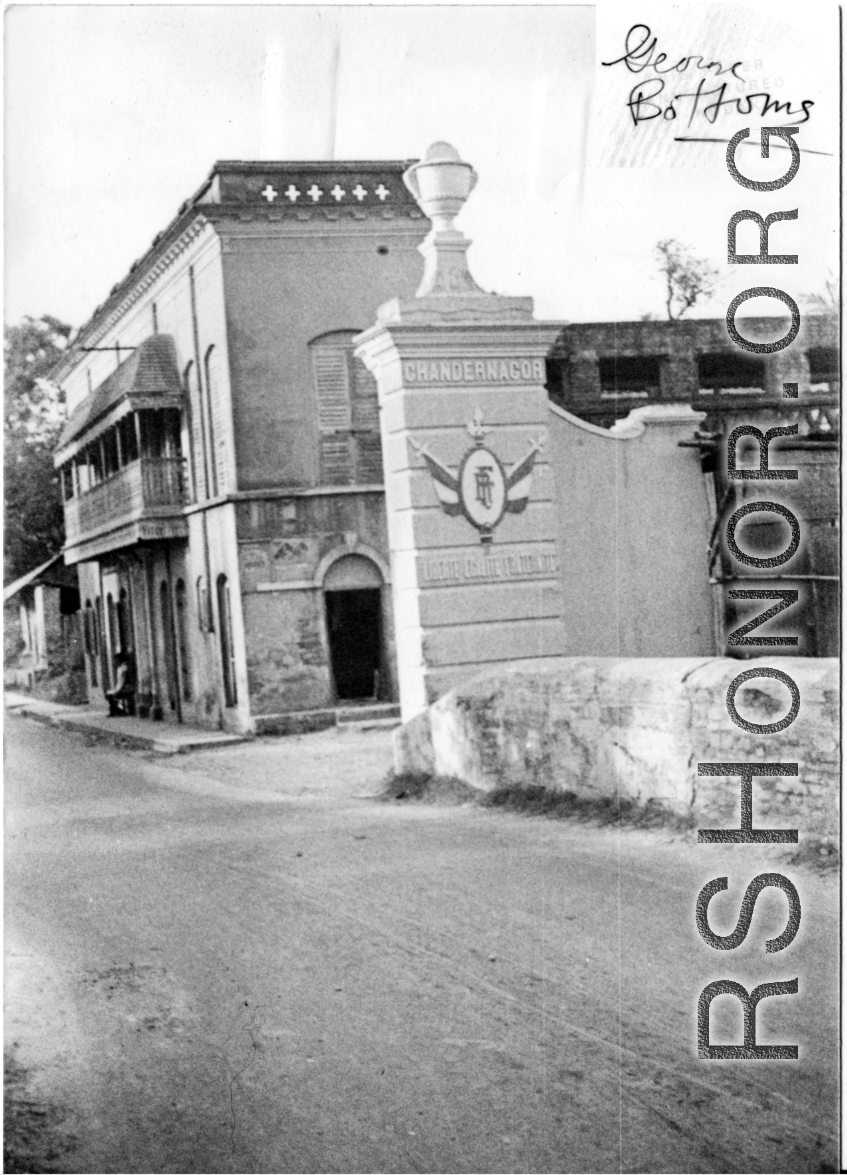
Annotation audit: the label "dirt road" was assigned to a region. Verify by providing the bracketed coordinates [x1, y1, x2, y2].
[4, 713, 839, 1173]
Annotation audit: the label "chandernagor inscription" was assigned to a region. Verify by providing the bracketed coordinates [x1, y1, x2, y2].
[403, 358, 545, 384]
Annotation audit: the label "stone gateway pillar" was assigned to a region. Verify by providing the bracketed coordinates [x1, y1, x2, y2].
[356, 143, 566, 721]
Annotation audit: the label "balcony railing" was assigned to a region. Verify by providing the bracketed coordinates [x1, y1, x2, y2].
[64, 457, 187, 550]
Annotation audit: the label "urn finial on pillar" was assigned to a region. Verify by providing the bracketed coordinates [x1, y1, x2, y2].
[356, 142, 563, 721]
[403, 142, 485, 297]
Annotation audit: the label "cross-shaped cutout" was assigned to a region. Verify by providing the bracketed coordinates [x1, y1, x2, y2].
[285, 184, 300, 203]
[261, 184, 278, 203]
[330, 184, 345, 202]
[307, 184, 323, 202]
[352, 183, 367, 201]
[374, 184, 389, 201]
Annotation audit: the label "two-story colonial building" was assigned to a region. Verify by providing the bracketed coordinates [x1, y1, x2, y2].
[52, 154, 839, 733]
[52, 160, 429, 733]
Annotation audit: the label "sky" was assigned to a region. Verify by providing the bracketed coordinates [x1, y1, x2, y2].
[4, 2, 840, 334]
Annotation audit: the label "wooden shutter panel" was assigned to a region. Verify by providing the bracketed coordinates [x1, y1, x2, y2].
[355, 434, 384, 483]
[319, 436, 353, 484]
[313, 348, 352, 431]
[352, 355, 383, 482]
[313, 346, 353, 483]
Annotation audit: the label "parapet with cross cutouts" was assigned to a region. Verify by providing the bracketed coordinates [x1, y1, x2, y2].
[195, 161, 424, 218]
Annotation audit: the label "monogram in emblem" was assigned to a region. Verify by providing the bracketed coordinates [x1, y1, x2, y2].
[475, 465, 494, 509]
[410, 408, 544, 545]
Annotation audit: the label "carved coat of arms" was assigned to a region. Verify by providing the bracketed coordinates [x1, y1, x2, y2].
[411, 409, 544, 545]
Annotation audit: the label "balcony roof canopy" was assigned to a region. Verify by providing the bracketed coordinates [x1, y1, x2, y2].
[3, 552, 73, 602]
[55, 335, 183, 462]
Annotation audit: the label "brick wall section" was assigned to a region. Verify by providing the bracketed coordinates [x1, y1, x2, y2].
[394, 657, 838, 837]
[550, 316, 836, 370]
[547, 316, 837, 428]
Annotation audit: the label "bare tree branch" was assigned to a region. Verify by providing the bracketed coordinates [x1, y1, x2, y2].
[802, 273, 840, 315]
[654, 240, 720, 321]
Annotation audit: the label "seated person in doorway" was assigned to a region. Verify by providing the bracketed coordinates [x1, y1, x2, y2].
[106, 653, 135, 717]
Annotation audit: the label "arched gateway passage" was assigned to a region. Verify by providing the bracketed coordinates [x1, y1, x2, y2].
[323, 554, 385, 702]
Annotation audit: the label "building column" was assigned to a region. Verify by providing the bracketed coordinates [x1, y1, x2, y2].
[568, 349, 601, 400]
[660, 351, 699, 400]
[356, 143, 566, 722]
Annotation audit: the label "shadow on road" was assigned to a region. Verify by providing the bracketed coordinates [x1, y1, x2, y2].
[4, 1049, 76, 1174]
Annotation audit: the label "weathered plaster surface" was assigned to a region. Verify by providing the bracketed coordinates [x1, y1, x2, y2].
[394, 657, 838, 835]
[236, 491, 395, 714]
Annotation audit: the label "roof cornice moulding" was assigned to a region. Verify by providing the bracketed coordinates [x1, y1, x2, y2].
[203, 205, 425, 225]
[83, 215, 210, 347]
[55, 214, 211, 380]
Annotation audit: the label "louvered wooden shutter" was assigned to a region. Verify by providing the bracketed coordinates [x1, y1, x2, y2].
[313, 348, 352, 430]
[313, 347, 353, 483]
[352, 356, 383, 483]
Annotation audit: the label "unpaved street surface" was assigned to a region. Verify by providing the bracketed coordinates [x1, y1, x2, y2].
[5, 713, 839, 1173]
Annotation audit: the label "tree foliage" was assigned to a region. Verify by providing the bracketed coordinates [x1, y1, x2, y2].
[803, 274, 839, 315]
[5, 315, 71, 439]
[4, 316, 72, 583]
[655, 239, 720, 321]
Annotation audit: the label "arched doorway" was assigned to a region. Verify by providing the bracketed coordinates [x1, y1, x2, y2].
[106, 592, 118, 685]
[117, 588, 133, 658]
[217, 574, 237, 708]
[323, 554, 385, 702]
[174, 579, 192, 702]
[95, 596, 109, 691]
[160, 580, 180, 719]
[84, 600, 98, 687]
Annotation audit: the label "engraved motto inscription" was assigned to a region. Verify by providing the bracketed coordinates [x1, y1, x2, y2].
[420, 545, 559, 586]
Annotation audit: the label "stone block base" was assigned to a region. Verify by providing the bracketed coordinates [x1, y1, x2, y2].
[394, 656, 839, 837]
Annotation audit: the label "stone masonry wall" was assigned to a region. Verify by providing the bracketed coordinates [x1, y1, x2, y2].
[394, 657, 838, 837]
[236, 490, 395, 714]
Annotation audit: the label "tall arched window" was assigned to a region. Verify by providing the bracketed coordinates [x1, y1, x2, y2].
[174, 579, 192, 702]
[204, 346, 219, 498]
[95, 597, 109, 690]
[309, 330, 382, 485]
[83, 600, 93, 656]
[106, 593, 118, 674]
[196, 575, 212, 632]
[183, 360, 200, 501]
[216, 574, 237, 708]
[85, 599, 97, 686]
[160, 581, 178, 713]
[117, 588, 133, 654]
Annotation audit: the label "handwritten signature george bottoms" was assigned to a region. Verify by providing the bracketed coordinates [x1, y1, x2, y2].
[602, 24, 813, 128]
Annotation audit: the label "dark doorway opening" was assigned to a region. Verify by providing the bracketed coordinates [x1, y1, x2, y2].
[160, 580, 181, 719]
[95, 597, 110, 691]
[325, 588, 382, 701]
[217, 574, 237, 708]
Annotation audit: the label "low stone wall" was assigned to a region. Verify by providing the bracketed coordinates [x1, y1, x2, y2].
[394, 657, 839, 836]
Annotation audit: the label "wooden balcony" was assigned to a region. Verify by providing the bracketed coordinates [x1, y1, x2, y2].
[64, 457, 189, 564]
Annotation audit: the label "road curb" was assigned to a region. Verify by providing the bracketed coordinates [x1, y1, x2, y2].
[8, 702, 248, 755]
